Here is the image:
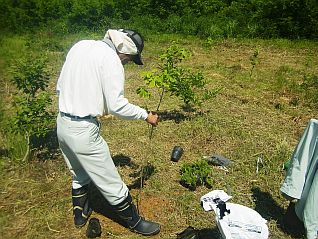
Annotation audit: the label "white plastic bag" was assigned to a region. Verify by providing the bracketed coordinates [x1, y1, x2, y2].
[216, 203, 269, 239]
[201, 190, 269, 239]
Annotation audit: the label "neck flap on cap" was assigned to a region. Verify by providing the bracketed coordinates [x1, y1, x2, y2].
[104, 29, 138, 55]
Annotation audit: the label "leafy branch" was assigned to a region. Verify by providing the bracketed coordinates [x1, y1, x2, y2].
[137, 42, 221, 112]
[180, 160, 213, 191]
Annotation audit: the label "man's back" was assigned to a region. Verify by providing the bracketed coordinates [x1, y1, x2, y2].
[57, 40, 122, 117]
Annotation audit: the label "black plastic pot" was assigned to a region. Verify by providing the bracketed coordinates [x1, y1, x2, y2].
[171, 146, 184, 162]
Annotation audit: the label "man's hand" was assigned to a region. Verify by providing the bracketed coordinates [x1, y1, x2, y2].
[146, 112, 159, 126]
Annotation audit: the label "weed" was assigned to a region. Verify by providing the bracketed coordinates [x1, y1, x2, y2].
[204, 37, 217, 48]
[275, 65, 294, 90]
[300, 73, 318, 105]
[249, 48, 260, 78]
[180, 160, 213, 191]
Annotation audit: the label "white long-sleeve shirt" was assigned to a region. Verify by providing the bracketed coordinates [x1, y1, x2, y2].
[56, 40, 148, 120]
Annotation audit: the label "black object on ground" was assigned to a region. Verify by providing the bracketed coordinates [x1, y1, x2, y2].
[177, 226, 200, 239]
[203, 154, 232, 167]
[213, 198, 230, 219]
[171, 146, 184, 162]
[86, 218, 102, 238]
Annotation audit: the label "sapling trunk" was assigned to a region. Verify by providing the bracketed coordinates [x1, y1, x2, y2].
[137, 87, 165, 213]
[22, 132, 30, 161]
[149, 87, 165, 139]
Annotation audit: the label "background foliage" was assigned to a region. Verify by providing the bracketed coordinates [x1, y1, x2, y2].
[0, 0, 317, 39]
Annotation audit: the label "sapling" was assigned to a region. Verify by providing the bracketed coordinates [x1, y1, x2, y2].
[136, 43, 220, 208]
[249, 48, 260, 78]
[180, 160, 213, 190]
[9, 54, 55, 161]
[137, 42, 220, 113]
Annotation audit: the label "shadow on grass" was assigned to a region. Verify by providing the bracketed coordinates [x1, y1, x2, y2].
[251, 186, 305, 238]
[251, 186, 285, 221]
[158, 108, 210, 123]
[32, 127, 60, 161]
[128, 162, 155, 189]
[112, 154, 138, 168]
[0, 127, 59, 161]
[176, 226, 222, 239]
[112, 154, 156, 190]
[159, 110, 189, 123]
[199, 227, 222, 239]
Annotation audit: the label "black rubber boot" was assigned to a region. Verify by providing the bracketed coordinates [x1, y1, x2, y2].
[72, 184, 92, 228]
[112, 193, 160, 236]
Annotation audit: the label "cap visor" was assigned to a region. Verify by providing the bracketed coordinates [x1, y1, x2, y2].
[132, 53, 143, 65]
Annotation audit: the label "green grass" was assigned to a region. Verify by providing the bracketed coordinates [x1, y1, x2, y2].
[1, 31, 318, 238]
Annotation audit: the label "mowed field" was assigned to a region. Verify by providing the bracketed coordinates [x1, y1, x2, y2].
[1, 33, 318, 238]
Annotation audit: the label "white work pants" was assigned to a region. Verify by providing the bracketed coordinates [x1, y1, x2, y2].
[56, 113, 128, 205]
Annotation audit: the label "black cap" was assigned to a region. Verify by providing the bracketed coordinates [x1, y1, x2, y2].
[119, 29, 144, 65]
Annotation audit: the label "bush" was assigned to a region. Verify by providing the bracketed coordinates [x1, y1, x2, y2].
[180, 160, 213, 190]
[9, 54, 55, 161]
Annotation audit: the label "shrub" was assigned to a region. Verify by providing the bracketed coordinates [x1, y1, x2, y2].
[9, 54, 55, 161]
[180, 160, 213, 191]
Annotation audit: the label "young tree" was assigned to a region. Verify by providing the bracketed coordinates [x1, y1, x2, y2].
[137, 42, 220, 111]
[9, 54, 55, 161]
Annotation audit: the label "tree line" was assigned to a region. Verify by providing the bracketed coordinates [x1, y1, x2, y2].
[0, 0, 317, 39]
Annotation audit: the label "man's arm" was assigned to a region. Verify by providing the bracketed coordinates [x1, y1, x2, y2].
[101, 55, 152, 121]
